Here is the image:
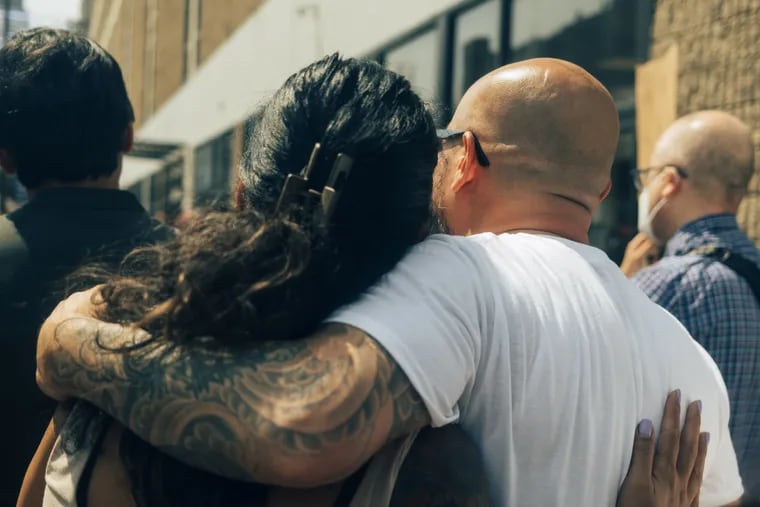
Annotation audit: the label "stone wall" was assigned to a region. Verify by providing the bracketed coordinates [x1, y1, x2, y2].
[651, 0, 760, 242]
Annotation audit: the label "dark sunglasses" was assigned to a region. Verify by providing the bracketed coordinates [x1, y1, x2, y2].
[630, 165, 689, 192]
[436, 129, 491, 167]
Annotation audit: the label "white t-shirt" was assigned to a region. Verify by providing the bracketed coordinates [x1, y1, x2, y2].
[329, 232, 743, 507]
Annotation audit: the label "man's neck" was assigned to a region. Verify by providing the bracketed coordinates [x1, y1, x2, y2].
[27, 178, 120, 200]
[462, 196, 592, 244]
[664, 204, 735, 243]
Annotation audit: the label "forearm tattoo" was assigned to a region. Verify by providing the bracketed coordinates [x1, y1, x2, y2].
[44, 319, 429, 483]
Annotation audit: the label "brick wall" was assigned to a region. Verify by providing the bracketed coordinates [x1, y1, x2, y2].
[153, 0, 187, 113]
[651, 0, 760, 243]
[86, 0, 266, 128]
[199, 0, 265, 64]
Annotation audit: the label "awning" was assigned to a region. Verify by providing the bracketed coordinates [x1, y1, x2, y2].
[119, 156, 164, 188]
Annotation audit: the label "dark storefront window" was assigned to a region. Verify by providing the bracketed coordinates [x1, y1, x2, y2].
[451, 0, 502, 106]
[150, 167, 168, 218]
[194, 130, 233, 206]
[165, 159, 184, 219]
[510, 0, 653, 262]
[384, 28, 441, 103]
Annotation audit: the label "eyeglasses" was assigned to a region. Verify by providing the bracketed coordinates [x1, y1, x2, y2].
[436, 129, 491, 167]
[630, 165, 689, 192]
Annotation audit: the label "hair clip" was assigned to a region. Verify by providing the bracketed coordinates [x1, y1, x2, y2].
[275, 143, 321, 216]
[320, 153, 353, 223]
[274, 143, 354, 226]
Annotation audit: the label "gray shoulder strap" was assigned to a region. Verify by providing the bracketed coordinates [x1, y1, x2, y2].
[0, 215, 29, 286]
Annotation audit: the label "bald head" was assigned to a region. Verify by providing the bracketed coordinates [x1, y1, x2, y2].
[652, 110, 755, 204]
[450, 58, 619, 200]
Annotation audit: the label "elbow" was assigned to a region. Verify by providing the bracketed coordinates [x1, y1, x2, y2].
[249, 447, 362, 488]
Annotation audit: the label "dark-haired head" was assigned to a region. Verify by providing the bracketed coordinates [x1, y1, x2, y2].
[240, 54, 438, 292]
[89, 53, 439, 507]
[98, 54, 438, 347]
[0, 28, 134, 190]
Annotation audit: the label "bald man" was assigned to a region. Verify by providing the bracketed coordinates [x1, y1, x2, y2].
[622, 110, 760, 500]
[35, 60, 741, 506]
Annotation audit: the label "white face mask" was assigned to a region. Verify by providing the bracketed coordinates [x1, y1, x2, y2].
[637, 183, 667, 245]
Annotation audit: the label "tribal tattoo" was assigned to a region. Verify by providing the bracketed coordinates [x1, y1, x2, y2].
[40, 319, 430, 486]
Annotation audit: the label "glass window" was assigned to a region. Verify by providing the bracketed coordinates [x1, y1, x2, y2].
[194, 141, 214, 199]
[166, 159, 184, 218]
[510, 0, 651, 91]
[150, 167, 168, 215]
[511, 0, 610, 51]
[510, 0, 653, 259]
[451, 0, 502, 106]
[194, 131, 232, 206]
[385, 28, 440, 103]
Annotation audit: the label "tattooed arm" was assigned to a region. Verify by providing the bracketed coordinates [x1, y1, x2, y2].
[36, 298, 429, 486]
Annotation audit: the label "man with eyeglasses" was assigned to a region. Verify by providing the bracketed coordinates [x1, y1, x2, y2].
[621, 110, 760, 502]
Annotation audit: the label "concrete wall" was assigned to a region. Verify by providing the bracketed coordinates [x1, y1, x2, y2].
[651, 0, 760, 243]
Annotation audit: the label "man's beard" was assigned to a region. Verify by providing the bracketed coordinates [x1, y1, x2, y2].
[428, 203, 450, 235]
[428, 163, 451, 235]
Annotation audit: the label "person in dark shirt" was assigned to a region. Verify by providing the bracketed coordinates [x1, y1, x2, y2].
[0, 28, 170, 501]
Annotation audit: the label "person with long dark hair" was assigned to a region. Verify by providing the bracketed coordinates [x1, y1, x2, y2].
[21, 53, 490, 507]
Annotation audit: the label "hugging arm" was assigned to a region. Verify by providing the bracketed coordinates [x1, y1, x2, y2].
[37, 314, 429, 487]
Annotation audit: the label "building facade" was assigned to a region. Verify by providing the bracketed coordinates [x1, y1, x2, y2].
[0, 0, 30, 212]
[83, 0, 266, 126]
[78, 0, 265, 220]
[94, 0, 654, 261]
[648, 0, 760, 244]
[1, 0, 28, 45]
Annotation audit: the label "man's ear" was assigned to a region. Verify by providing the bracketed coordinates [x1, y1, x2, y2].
[450, 132, 480, 193]
[234, 180, 247, 210]
[599, 180, 612, 202]
[0, 149, 17, 175]
[660, 167, 683, 199]
[122, 124, 135, 153]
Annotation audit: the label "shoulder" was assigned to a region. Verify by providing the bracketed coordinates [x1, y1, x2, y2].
[0, 214, 30, 284]
[384, 234, 492, 284]
[410, 234, 489, 259]
[634, 255, 719, 299]
[634, 254, 754, 325]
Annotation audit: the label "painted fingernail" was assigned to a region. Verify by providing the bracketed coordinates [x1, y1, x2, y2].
[638, 419, 654, 439]
[696, 400, 702, 414]
[703, 432, 711, 445]
[674, 389, 681, 403]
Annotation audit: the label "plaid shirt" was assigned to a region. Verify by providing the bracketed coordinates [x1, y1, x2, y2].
[634, 214, 760, 497]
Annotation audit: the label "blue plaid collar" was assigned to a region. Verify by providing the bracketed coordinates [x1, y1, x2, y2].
[664, 214, 742, 257]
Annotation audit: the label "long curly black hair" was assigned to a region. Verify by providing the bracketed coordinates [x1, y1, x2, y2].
[84, 54, 439, 506]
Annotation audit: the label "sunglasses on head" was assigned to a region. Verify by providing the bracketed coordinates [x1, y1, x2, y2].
[436, 129, 491, 167]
